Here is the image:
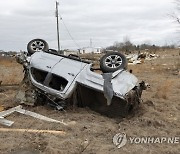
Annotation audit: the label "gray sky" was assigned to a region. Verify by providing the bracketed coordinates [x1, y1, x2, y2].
[0, 0, 178, 51]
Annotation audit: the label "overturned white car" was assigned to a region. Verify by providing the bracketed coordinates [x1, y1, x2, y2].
[16, 39, 148, 117]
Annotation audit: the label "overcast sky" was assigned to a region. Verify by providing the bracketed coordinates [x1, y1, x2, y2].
[0, 0, 178, 51]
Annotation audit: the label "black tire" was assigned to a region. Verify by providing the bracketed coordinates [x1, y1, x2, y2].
[27, 39, 49, 55]
[100, 52, 127, 73]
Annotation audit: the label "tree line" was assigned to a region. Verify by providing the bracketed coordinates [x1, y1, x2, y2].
[106, 38, 176, 54]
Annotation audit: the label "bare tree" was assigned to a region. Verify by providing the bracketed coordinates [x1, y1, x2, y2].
[123, 36, 133, 53]
[106, 36, 136, 53]
[171, 0, 180, 24]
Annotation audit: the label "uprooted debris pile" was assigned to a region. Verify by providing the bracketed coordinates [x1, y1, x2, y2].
[126, 52, 160, 65]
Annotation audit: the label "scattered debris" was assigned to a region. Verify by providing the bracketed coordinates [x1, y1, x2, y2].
[80, 139, 90, 153]
[15, 90, 36, 106]
[126, 52, 160, 65]
[0, 117, 14, 127]
[0, 105, 67, 126]
[126, 54, 141, 65]
[0, 93, 9, 97]
[145, 53, 160, 61]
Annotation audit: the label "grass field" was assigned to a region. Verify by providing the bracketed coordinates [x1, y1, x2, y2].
[0, 49, 179, 154]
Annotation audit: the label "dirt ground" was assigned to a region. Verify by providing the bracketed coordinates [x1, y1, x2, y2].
[0, 50, 180, 154]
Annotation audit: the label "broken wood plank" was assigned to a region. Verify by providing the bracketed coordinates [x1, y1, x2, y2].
[0, 106, 4, 112]
[0, 128, 66, 135]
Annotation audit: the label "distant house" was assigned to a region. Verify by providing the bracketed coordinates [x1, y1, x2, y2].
[79, 47, 102, 54]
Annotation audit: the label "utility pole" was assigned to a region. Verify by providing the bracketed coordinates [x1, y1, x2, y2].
[90, 38, 92, 48]
[55, 1, 61, 54]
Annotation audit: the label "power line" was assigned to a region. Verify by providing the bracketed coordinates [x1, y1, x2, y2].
[59, 15, 81, 49]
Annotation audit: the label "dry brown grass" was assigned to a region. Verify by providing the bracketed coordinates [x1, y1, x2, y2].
[0, 57, 18, 67]
[79, 53, 102, 61]
[154, 80, 174, 99]
[174, 58, 180, 70]
[0, 49, 180, 154]
[0, 57, 23, 85]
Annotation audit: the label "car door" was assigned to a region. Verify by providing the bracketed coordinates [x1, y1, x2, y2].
[30, 52, 63, 72]
[51, 58, 87, 94]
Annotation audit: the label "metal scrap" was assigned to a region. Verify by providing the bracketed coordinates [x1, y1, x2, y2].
[0, 105, 67, 126]
[102, 73, 114, 106]
[0, 117, 14, 127]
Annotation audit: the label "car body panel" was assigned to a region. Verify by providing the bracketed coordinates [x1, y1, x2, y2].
[51, 58, 87, 94]
[30, 52, 63, 72]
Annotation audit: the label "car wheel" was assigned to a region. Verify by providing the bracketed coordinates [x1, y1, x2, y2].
[27, 39, 49, 55]
[100, 52, 127, 73]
